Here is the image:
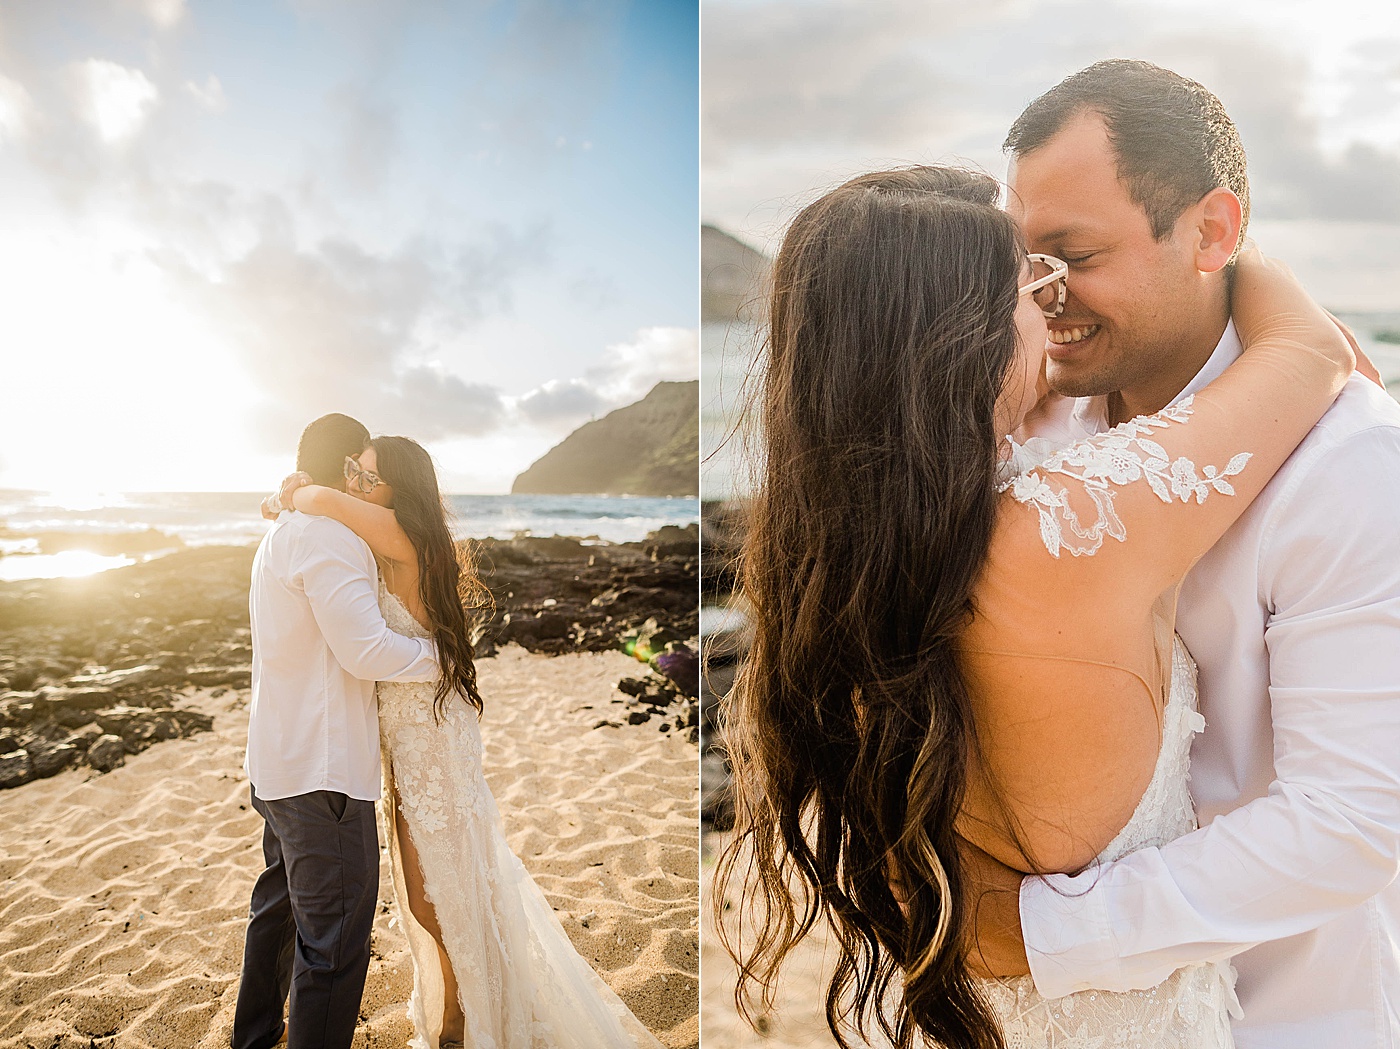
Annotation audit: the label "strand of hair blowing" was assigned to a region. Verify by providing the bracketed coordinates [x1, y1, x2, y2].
[714, 167, 1022, 1049]
[369, 436, 491, 719]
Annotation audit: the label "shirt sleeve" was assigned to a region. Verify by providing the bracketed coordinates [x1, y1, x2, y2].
[1019, 423, 1400, 997]
[293, 517, 440, 683]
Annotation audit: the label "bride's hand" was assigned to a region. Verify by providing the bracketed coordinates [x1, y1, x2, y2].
[1230, 246, 1353, 373]
[1325, 309, 1383, 386]
[261, 471, 314, 518]
[278, 471, 314, 509]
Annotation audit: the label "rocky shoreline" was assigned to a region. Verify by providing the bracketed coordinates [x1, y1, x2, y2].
[0, 525, 698, 789]
[700, 501, 746, 836]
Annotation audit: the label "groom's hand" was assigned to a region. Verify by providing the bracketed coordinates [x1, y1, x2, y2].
[958, 836, 1032, 979]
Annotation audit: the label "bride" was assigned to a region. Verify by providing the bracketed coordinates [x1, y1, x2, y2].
[713, 165, 1353, 1048]
[272, 436, 663, 1049]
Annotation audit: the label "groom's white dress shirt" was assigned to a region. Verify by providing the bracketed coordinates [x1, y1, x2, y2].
[245, 510, 438, 803]
[1018, 322, 1400, 1048]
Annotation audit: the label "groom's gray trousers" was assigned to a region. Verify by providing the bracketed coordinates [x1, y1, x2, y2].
[231, 787, 379, 1049]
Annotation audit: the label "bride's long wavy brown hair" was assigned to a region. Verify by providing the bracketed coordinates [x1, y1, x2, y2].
[714, 166, 1025, 1049]
[368, 435, 493, 719]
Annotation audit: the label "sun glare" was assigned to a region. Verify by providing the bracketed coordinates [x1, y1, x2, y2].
[0, 225, 267, 492]
[0, 550, 135, 582]
[43, 489, 126, 513]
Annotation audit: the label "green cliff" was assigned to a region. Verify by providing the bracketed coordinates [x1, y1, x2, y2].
[511, 380, 698, 496]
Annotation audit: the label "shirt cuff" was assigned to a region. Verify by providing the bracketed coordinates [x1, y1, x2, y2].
[1020, 869, 1126, 999]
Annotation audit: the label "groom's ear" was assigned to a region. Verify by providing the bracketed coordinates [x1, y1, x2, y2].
[1189, 187, 1243, 274]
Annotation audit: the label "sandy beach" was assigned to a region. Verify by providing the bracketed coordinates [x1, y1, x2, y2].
[701, 833, 872, 1049]
[0, 647, 698, 1048]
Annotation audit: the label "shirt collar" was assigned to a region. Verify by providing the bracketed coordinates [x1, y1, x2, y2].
[1070, 319, 1243, 435]
[1175, 318, 1242, 402]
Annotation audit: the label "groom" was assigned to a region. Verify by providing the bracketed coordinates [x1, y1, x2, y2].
[970, 61, 1400, 1046]
[232, 412, 439, 1049]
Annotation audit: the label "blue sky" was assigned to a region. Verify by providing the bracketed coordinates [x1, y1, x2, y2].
[0, 0, 698, 492]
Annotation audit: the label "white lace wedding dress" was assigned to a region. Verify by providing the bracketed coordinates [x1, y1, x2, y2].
[977, 637, 1240, 1048]
[977, 425, 1241, 1048]
[375, 583, 665, 1049]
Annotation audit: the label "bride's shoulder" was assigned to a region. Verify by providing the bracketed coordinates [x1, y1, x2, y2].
[996, 401, 1235, 562]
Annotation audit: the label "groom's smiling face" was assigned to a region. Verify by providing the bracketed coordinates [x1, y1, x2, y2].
[1007, 110, 1215, 410]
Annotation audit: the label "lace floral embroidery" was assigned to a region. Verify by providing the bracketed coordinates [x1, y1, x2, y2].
[374, 583, 661, 1049]
[1000, 397, 1252, 558]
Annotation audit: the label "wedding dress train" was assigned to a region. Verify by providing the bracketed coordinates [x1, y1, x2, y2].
[376, 584, 665, 1049]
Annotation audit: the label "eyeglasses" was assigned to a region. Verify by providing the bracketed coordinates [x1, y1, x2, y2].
[344, 455, 386, 494]
[1018, 253, 1068, 318]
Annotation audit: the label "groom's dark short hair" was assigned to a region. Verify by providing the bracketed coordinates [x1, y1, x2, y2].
[1005, 59, 1250, 254]
[296, 413, 369, 488]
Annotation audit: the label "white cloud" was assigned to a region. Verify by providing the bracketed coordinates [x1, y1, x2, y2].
[514, 326, 699, 431]
[0, 74, 36, 141]
[589, 326, 699, 402]
[516, 378, 607, 424]
[72, 59, 159, 143]
[183, 74, 226, 112]
[702, 1, 1400, 307]
[160, 204, 549, 452]
[329, 83, 398, 193]
[1250, 220, 1400, 312]
[142, 0, 186, 29]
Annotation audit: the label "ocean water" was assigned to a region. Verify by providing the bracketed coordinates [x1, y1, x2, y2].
[0, 490, 698, 582]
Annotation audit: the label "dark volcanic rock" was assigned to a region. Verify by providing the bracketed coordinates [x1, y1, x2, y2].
[185, 666, 251, 688]
[700, 501, 745, 604]
[612, 640, 700, 745]
[39, 686, 116, 714]
[67, 664, 174, 692]
[0, 749, 32, 788]
[96, 708, 178, 750]
[87, 734, 127, 772]
[0, 695, 35, 728]
[171, 709, 215, 735]
[29, 740, 77, 778]
[6, 666, 40, 692]
[0, 527, 698, 786]
[701, 751, 733, 831]
[471, 527, 697, 659]
[66, 723, 105, 750]
[643, 524, 703, 563]
[0, 546, 249, 787]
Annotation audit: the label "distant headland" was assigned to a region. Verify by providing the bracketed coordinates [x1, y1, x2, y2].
[511, 380, 698, 497]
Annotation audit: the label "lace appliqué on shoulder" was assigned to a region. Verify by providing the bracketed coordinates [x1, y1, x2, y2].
[999, 397, 1252, 558]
